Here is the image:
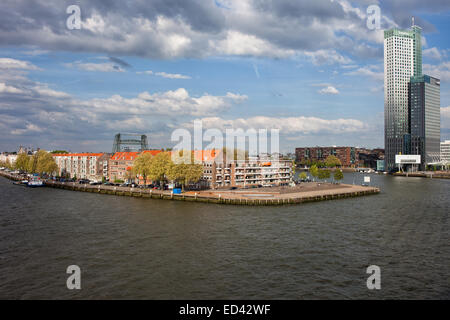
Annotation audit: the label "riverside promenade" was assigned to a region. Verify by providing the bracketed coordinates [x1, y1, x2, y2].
[0, 171, 380, 206]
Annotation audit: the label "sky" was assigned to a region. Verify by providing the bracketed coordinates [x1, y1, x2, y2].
[0, 0, 449, 153]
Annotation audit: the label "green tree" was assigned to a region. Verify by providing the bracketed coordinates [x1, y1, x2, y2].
[299, 171, 308, 181]
[309, 164, 319, 181]
[183, 163, 203, 190]
[148, 152, 171, 186]
[325, 155, 342, 168]
[27, 154, 38, 173]
[318, 169, 331, 182]
[51, 150, 68, 154]
[166, 162, 181, 189]
[166, 152, 204, 191]
[15, 153, 30, 172]
[334, 168, 344, 183]
[35, 150, 58, 175]
[5, 158, 12, 170]
[33, 150, 58, 175]
[133, 152, 154, 185]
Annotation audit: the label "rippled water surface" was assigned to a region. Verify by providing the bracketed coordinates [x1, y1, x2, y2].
[0, 173, 449, 299]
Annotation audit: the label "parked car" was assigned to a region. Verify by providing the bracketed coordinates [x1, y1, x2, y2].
[79, 179, 90, 184]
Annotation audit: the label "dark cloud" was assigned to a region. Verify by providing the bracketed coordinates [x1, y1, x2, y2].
[108, 56, 131, 68]
[381, 0, 450, 32]
[0, 0, 446, 61]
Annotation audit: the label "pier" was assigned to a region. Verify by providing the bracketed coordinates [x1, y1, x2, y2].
[0, 171, 380, 206]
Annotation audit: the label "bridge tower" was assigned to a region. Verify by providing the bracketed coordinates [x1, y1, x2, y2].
[112, 133, 148, 153]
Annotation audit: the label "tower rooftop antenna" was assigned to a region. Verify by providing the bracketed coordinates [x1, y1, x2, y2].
[412, 16, 415, 27]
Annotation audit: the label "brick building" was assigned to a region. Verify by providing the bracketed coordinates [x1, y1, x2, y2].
[295, 146, 358, 167]
[108, 150, 162, 183]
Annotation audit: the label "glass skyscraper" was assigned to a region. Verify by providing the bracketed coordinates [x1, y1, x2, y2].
[409, 75, 441, 169]
[384, 25, 422, 171]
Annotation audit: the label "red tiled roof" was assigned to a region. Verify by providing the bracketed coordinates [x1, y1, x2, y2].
[170, 149, 221, 162]
[110, 150, 162, 161]
[193, 149, 221, 162]
[110, 152, 139, 161]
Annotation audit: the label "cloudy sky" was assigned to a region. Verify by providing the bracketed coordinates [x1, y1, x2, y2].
[0, 0, 449, 153]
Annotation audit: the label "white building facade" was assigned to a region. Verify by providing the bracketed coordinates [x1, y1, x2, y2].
[53, 153, 109, 180]
[441, 140, 450, 166]
[384, 24, 422, 171]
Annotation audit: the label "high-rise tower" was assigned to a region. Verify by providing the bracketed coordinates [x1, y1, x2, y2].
[409, 75, 441, 169]
[384, 23, 422, 171]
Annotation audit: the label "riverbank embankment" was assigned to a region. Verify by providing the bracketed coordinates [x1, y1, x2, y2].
[0, 171, 380, 206]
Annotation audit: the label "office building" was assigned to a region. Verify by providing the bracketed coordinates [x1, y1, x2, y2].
[409, 75, 441, 169]
[384, 23, 422, 171]
[441, 140, 450, 165]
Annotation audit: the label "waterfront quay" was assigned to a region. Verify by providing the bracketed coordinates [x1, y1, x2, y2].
[0, 171, 379, 206]
[393, 171, 450, 179]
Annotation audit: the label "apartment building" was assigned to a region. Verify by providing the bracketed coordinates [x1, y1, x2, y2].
[198, 150, 293, 189]
[53, 153, 111, 180]
[295, 146, 358, 167]
[0, 153, 18, 165]
[108, 150, 161, 182]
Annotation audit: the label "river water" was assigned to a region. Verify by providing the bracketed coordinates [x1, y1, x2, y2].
[0, 173, 448, 299]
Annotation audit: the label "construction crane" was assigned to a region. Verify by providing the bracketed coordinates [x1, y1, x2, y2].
[112, 133, 148, 153]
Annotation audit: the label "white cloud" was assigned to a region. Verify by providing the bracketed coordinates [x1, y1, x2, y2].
[423, 47, 443, 60]
[138, 70, 191, 79]
[155, 72, 191, 79]
[344, 65, 383, 81]
[189, 115, 366, 134]
[318, 86, 340, 95]
[0, 58, 39, 70]
[73, 88, 247, 119]
[423, 62, 450, 81]
[33, 85, 71, 98]
[211, 30, 295, 58]
[0, 82, 24, 94]
[11, 123, 43, 135]
[303, 50, 352, 66]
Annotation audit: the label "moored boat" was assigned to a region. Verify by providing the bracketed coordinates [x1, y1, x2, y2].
[27, 176, 45, 187]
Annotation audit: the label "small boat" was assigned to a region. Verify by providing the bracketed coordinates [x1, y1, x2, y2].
[27, 177, 45, 187]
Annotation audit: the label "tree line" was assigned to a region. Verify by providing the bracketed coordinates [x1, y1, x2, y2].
[305, 164, 344, 183]
[297, 155, 342, 168]
[130, 151, 204, 191]
[3, 151, 58, 175]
